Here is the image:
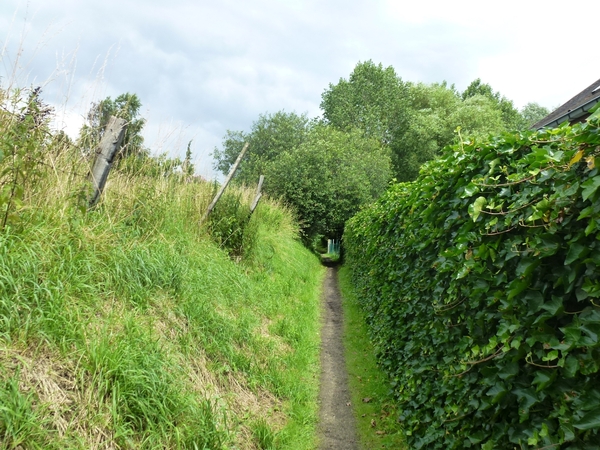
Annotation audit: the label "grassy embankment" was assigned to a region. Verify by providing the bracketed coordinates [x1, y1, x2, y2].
[338, 267, 405, 449]
[0, 89, 325, 449]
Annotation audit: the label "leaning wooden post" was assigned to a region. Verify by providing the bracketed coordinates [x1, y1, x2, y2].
[250, 174, 264, 214]
[88, 116, 127, 207]
[201, 142, 249, 223]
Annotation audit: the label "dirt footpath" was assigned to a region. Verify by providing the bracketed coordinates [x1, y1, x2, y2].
[318, 267, 359, 450]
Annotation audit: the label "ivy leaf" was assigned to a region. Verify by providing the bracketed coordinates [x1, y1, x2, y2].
[516, 258, 540, 278]
[486, 383, 507, 404]
[577, 205, 595, 220]
[580, 309, 600, 324]
[560, 421, 575, 441]
[513, 387, 539, 411]
[581, 176, 600, 201]
[462, 182, 479, 198]
[586, 155, 597, 170]
[563, 355, 579, 378]
[481, 441, 494, 450]
[508, 278, 530, 300]
[574, 407, 600, 430]
[497, 362, 519, 380]
[564, 243, 589, 265]
[569, 149, 584, 166]
[542, 350, 559, 362]
[540, 296, 564, 316]
[532, 370, 556, 391]
[580, 324, 600, 344]
[469, 196, 487, 222]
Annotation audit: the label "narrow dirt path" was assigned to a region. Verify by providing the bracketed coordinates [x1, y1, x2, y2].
[318, 267, 359, 450]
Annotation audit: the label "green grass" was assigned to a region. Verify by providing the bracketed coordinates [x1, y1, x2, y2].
[0, 189, 325, 448]
[0, 371, 53, 449]
[319, 252, 340, 263]
[0, 87, 325, 448]
[338, 266, 406, 450]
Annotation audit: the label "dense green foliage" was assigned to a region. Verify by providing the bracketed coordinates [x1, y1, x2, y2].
[321, 61, 409, 146]
[338, 266, 406, 449]
[266, 125, 391, 239]
[213, 113, 392, 241]
[206, 188, 254, 258]
[400, 82, 508, 181]
[212, 111, 310, 185]
[522, 102, 552, 128]
[320, 62, 541, 183]
[0, 86, 324, 449]
[0, 87, 51, 231]
[345, 109, 600, 448]
[213, 61, 551, 241]
[461, 78, 525, 130]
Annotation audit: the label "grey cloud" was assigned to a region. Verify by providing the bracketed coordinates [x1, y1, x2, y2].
[3, 0, 599, 180]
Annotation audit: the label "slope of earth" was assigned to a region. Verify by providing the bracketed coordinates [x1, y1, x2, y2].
[0, 166, 325, 449]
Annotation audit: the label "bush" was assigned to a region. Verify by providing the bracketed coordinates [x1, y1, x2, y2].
[0, 87, 51, 232]
[344, 108, 600, 448]
[207, 189, 255, 258]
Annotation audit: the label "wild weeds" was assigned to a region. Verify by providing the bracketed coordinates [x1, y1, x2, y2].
[1, 374, 55, 449]
[0, 84, 324, 448]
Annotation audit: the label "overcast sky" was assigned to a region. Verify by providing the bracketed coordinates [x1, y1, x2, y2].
[2, 0, 599, 179]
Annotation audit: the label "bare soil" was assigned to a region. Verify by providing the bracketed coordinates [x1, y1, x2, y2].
[318, 267, 359, 450]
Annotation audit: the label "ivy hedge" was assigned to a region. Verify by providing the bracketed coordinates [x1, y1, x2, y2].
[344, 109, 600, 449]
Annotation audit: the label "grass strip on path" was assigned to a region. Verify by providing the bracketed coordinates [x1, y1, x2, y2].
[338, 266, 406, 450]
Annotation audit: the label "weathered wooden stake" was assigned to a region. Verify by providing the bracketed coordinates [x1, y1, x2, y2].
[88, 116, 127, 207]
[201, 142, 249, 223]
[250, 174, 264, 214]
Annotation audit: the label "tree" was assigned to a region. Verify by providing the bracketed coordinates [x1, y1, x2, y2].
[320, 61, 415, 180]
[520, 102, 550, 128]
[449, 94, 505, 138]
[78, 93, 146, 159]
[462, 78, 526, 130]
[266, 125, 391, 240]
[212, 111, 309, 185]
[320, 60, 410, 149]
[393, 83, 505, 182]
[393, 82, 461, 181]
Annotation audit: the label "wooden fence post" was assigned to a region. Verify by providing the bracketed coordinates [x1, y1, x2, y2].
[201, 142, 249, 223]
[250, 174, 264, 214]
[88, 116, 127, 207]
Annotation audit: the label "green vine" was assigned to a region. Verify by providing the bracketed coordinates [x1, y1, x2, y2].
[345, 106, 600, 448]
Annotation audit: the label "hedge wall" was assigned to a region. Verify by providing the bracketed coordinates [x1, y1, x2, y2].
[344, 109, 600, 448]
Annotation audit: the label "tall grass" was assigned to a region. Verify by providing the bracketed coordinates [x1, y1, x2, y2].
[0, 86, 324, 448]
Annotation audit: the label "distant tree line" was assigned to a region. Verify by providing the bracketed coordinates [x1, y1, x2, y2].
[75, 63, 551, 245]
[212, 60, 550, 244]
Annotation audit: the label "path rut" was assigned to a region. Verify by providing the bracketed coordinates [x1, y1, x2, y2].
[318, 267, 359, 450]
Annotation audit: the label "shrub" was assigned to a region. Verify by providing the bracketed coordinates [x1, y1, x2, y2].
[207, 189, 255, 258]
[0, 87, 51, 232]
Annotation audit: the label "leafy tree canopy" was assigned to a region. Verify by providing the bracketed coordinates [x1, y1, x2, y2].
[393, 82, 506, 182]
[462, 78, 526, 130]
[266, 125, 391, 240]
[78, 93, 146, 159]
[520, 102, 550, 128]
[212, 62, 551, 239]
[393, 82, 461, 181]
[320, 60, 409, 145]
[212, 110, 309, 185]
